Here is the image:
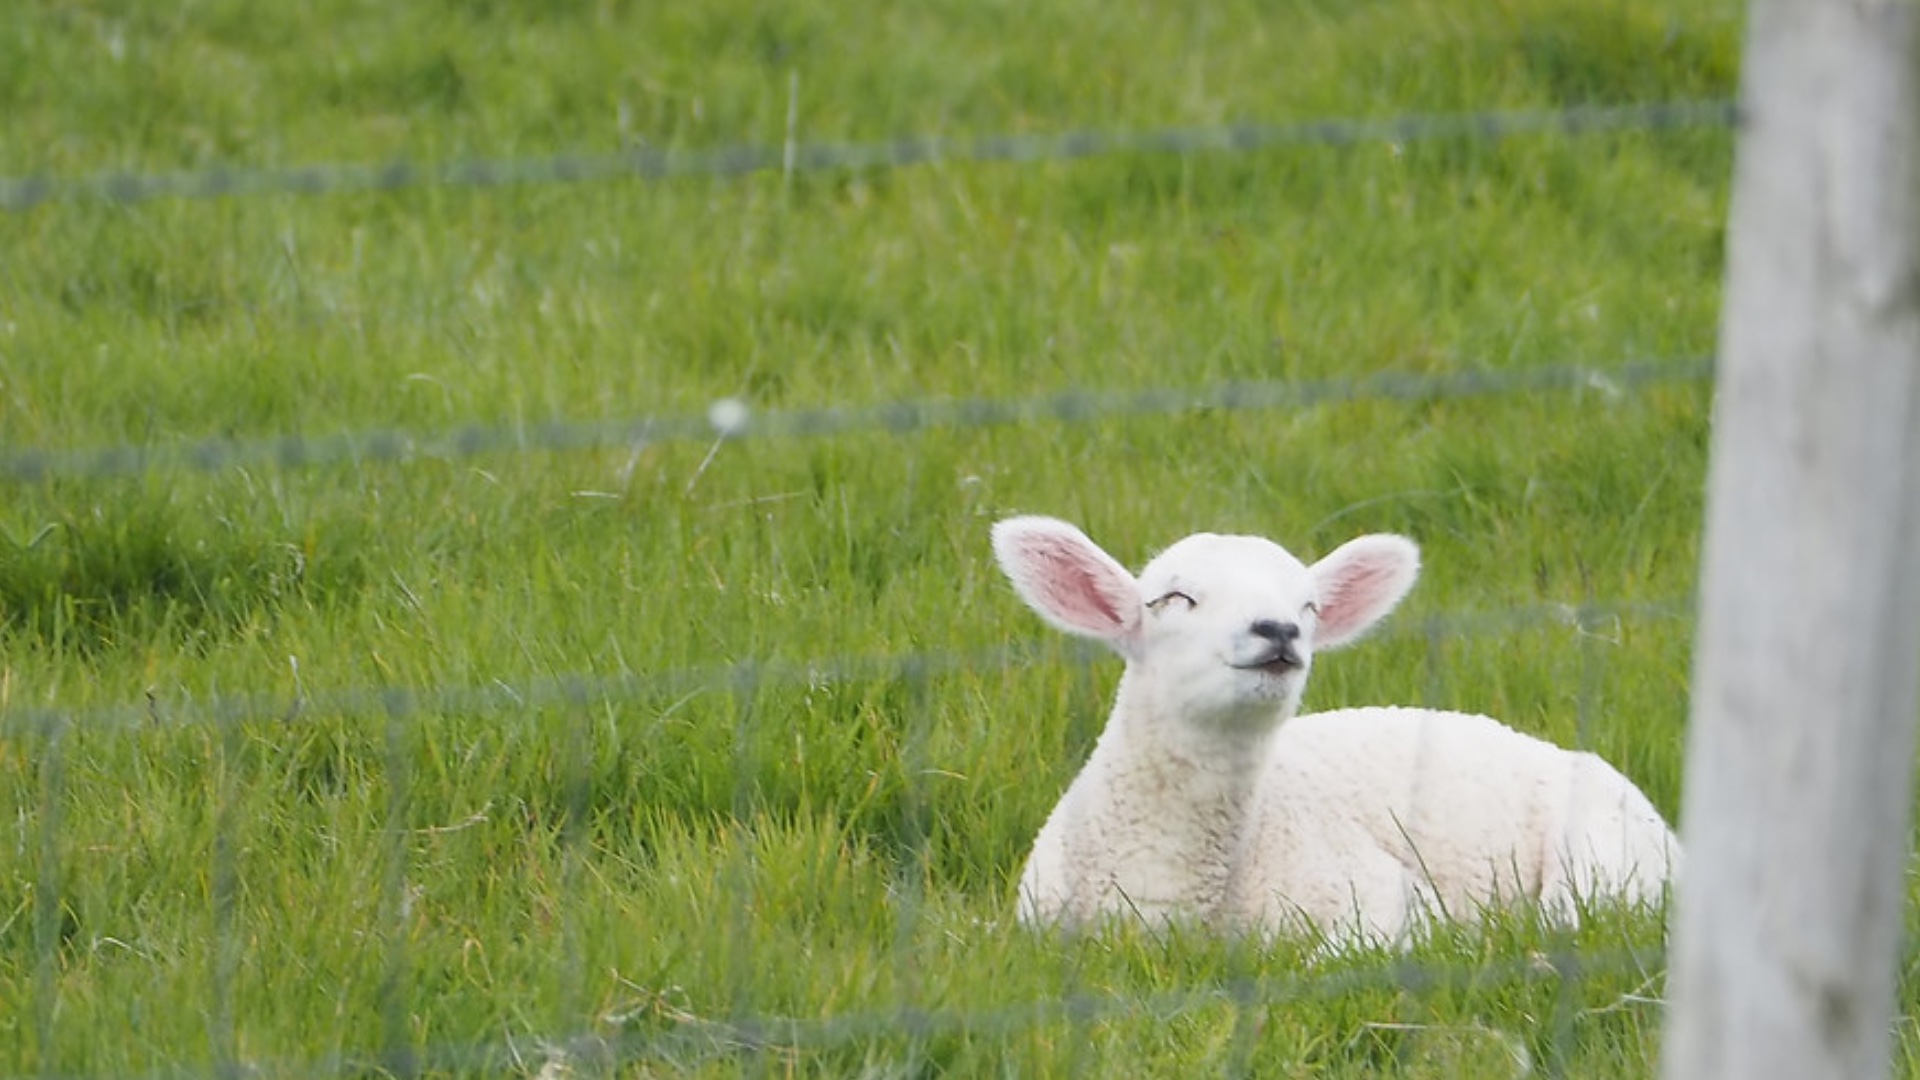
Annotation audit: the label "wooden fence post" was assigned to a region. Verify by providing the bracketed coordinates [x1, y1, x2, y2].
[1661, 1, 1920, 1078]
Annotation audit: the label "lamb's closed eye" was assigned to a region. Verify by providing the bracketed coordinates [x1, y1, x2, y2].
[1146, 590, 1195, 612]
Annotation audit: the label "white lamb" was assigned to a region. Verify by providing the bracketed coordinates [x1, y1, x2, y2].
[992, 515, 1679, 947]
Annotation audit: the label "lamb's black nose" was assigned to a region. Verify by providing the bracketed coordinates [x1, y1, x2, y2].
[1250, 620, 1300, 645]
[1249, 620, 1303, 669]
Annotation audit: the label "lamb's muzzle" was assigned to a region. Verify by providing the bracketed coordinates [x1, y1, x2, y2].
[1234, 619, 1303, 671]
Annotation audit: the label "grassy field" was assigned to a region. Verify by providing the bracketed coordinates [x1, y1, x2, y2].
[2, 0, 1881, 1075]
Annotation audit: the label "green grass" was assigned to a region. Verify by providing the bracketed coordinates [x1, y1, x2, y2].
[0, 0, 1859, 1074]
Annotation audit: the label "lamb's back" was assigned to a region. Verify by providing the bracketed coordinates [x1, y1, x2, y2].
[1236, 706, 1608, 938]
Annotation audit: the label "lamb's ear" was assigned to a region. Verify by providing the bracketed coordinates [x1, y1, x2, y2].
[1310, 534, 1420, 650]
[991, 516, 1143, 645]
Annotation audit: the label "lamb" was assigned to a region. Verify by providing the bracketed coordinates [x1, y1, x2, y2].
[991, 514, 1679, 947]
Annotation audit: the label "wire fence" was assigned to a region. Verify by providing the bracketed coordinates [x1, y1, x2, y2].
[0, 99, 1736, 213]
[2, 97, 1720, 1079]
[160, 944, 1667, 1080]
[0, 355, 1712, 484]
[10, 935, 1662, 1079]
[0, 596, 1691, 740]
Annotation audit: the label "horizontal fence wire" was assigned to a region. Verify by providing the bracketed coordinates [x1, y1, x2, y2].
[0, 99, 1737, 213]
[123, 944, 1664, 1080]
[0, 596, 1688, 738]
[0, 355, 1715, 485]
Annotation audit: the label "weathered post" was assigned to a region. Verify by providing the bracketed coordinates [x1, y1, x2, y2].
[1661, 1, 1920, 1078]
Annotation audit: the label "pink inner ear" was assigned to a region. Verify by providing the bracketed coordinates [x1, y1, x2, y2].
[1003, 529, 1141, 641]
[1314, 538, 1417, 647]
[1318, 563, 1394, 642]
[1036, 549, 1130, 627]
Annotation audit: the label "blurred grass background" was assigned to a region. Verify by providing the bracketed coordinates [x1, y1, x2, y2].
[0, 0, 1858, 1076]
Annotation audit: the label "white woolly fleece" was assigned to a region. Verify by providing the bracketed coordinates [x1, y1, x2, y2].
[993, 515, 1679, 947]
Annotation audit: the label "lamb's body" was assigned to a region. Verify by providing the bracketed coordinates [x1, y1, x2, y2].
[993, 515, 1680, 948]
[1020, 704, 1678, 943]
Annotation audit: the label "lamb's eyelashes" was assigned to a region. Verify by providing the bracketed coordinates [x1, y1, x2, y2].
[1145, 589, 1196, 613]
[1144, 593, 1313, 619]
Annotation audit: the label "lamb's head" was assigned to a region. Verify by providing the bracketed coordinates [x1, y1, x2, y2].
[992, 516, 1420, 733]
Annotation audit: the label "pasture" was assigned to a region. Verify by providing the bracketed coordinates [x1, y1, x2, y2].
[4, 0, 1892, 1076]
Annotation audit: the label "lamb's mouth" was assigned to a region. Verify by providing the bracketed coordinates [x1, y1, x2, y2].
[1230, 646, 1302, 675]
